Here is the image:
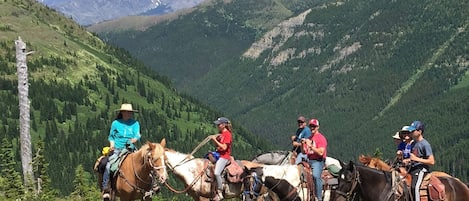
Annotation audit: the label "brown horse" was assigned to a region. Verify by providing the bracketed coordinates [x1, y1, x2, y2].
[358, 155, 469, 201]
[109, 139, 168, 201]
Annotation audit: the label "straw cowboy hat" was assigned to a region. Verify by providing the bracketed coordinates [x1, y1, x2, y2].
[116, 103, 138, 113]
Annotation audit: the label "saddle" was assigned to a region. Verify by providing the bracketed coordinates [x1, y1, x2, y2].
[394, 172, 446, 201]
[419, 173, 446, 201]
[298, 161, 315, 200]
[204, 156, 245, 183]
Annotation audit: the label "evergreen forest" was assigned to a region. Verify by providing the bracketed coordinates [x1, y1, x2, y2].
[97, 0, 469, 185]
[0, 0, 273, 200]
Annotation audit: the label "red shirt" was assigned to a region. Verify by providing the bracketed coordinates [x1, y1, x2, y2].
[307, 132, 327, 160]
[217, 130, 232, 159]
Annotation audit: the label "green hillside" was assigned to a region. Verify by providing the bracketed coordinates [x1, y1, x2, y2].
[95, 0, 469, 182]
[0, 0, 273, 199]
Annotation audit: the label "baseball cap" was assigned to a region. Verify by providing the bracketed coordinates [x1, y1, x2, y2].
[408, 120, 424, 132]
[297, 116, 306, 122]
[400, 126, 411, 132]
[308, 119, 319, 127]
[214, 117, 230, 125]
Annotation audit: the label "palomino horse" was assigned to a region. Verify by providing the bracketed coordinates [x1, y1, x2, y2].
[163, 149, 256, 201]
[109, 139, 168, 201]
[358, 155, 469, 201]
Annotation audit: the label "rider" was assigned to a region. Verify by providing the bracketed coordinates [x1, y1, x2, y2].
[403, 120, 434, 201]
[102, 104, 141, 199]
[210, 117, 233, 201]
[396, 126, 413, 161]
[305, 118, 327, 201]
[291, 116, 311, 164]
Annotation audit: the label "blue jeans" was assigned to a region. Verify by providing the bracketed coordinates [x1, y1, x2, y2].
[102, 149, 121, 191]
[295, 153, 308, 165]
[310, 159, 325, 201]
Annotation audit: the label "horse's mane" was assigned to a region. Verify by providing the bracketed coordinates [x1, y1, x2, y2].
[251, 150, 289, 159]
[358, 155, 392, 171]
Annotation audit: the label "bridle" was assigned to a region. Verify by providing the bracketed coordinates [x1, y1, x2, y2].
[335, 165, 360, 201]
[242, 172, 262, 200]
[145, 148, 167, 183]
[118, 147, 166, 196]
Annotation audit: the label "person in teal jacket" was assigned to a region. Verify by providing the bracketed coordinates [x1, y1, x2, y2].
[102, 103, 141, 199]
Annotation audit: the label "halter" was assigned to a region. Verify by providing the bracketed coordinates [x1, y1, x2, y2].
[335, 165, 360, 201]
[242, 172, 262, 200]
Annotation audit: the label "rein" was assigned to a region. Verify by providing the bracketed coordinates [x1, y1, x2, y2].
[336, 166, 360, 201]
[163, 155, 206, 194]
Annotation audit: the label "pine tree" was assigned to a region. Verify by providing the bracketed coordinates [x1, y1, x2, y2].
[71, 164, 100, 200]
[32, 140, 57, 200]
[0, 137, 24, 199]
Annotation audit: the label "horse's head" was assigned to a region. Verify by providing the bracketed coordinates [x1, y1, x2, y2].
[145, 138, 167, 183]
[241, 167, 264, 201]
[359, 155, 393, 171]
[336, 161, 360, 201]
[358, 155, 372, 166]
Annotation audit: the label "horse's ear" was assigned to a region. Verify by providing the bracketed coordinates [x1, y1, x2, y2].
[147, 141, 155, 149]
[339, 160, 347, 168]
[160, 138, 166, 148]
[348, 160, 355, 169]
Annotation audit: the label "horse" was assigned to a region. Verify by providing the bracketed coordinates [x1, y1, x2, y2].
[242, 161, 322, 201]
[251, 150, 293, 165]
[335, 161, 411, 201]
[358, 155, 453, 178]
[337, 160, 469, 201]
[108, 139, 168, 201]
[358, 155, 469, 201]
[245, 152, 340, 201]
[163, 148, 261, 201]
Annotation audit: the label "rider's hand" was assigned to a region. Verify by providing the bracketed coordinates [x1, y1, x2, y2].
[291, 135, 297, 141]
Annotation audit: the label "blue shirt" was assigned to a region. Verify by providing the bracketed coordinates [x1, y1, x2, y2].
[397, 141, 413, 159]
[109, 119, 141, 150]
[294, 127, 311, 154]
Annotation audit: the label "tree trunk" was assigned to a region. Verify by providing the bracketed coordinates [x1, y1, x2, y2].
[15, 36, 33, 187]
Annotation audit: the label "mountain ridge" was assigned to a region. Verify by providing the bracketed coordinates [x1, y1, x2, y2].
[0, 0, 273, 197]
[94, 0, 469, 182]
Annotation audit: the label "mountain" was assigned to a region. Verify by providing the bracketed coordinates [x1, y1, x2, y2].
[92, 0, 469, 181]
[38, 0, 206, 25]
[0, 0, 272, 197]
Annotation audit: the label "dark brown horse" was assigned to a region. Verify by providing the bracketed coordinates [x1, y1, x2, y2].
[358, 155, 469, 201]
[109, 139, 168, 201]
[336, 161, 411, 201]
[337, 161, 469, 201]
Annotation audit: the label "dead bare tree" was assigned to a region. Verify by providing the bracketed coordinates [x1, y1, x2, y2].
[15, 36, 34, 187]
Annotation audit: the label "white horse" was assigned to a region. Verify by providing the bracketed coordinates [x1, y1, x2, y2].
[163, 149, 247, 201]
